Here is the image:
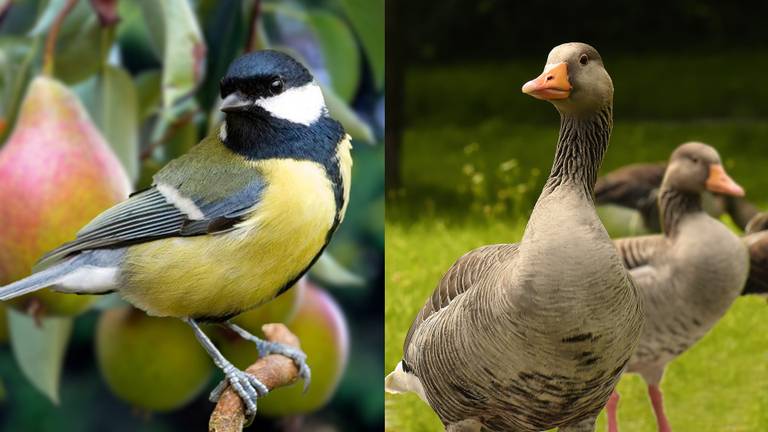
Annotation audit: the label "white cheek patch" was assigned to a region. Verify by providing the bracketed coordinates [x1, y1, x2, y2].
[255, 82, 326, 126]
[156, 183, 205, 220]
[219, 122, 227, 141]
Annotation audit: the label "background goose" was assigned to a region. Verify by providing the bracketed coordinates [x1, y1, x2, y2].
[743, 214, 768, 296]
[385, 43, 644, 432]
[604, 142, 749, 432]
[595, 161, 760, 232]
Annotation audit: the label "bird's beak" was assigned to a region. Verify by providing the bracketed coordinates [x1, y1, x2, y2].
[522, 62, 572, 100]
[706, 164, 745, 197]
[220, 92, 253, 113]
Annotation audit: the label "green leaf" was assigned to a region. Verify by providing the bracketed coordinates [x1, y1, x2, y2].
[75, 65, 139, 182]
[8, 308, 73, 404]
[310, 252, 364, 287]
[136, 0, 164, 56]
[134, 69, 162, 121]
[196, 0, 245, 111]
[339, 0, 384, 90]
[0, 0, 46, 35]
[140, 0, 206, 111]
[322, 83, 373, 143]
[28, 0, 70, 36]
[307, 10, 360, 102]
[0, 36, 38, 143]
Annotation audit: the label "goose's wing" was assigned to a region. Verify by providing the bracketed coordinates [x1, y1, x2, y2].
[403, 243, 520, 353]
[595, 163, 666, 209]
[613, 234, 666, 271]
[746, 212, 768, 235]
[743, 231, 768, 295]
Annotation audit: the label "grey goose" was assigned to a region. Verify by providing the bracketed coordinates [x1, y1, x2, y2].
[595, 153, 768, 298]
[595, 161, 760, 233]
[386, 43, 644, 432]
[602, 142, 749, 432]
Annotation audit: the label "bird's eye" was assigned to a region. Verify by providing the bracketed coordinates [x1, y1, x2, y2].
[579, 54, 589, 66]
[691, 157, 699, 164]
[269, 78, 284, 94]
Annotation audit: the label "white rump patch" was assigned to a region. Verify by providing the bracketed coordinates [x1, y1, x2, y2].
[219, 122, 227, 141]
[56, 267, 118, 293]
[255, 82, 325, 126]
[157, 183, 205, 220]
[384, 361, 427, 402]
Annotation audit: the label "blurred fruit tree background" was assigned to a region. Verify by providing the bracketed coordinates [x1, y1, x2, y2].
[0, 0, 383, 431]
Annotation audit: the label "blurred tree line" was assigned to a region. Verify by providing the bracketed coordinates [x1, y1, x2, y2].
[386, 0, 768, 189]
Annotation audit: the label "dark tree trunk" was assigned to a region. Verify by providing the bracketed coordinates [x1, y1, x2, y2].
[385, 0, 403, 190]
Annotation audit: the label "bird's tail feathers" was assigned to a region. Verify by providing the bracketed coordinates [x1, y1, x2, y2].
[0, 260, 78, 301]
[0, 253, 117, 300]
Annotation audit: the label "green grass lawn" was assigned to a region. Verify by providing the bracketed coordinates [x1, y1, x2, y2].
[386, 116, 768, 430]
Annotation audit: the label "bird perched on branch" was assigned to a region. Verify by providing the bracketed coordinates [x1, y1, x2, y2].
[0, 50, 352, 416]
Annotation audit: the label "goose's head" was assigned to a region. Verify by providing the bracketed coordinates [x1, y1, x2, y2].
[664, 142, 745, 197]
[522, 42, 613, 116]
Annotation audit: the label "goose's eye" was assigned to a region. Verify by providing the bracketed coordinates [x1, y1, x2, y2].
[269, 78, 284, 94]
[690, 157, 699, 164]
[579, 54, 589, 65]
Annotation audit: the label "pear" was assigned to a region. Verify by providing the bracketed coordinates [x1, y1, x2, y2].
[231, 278, 307, 334]
[0, 76, 131, 316]
[216, 279, 307, 370]
[96, 307, 213, 412]
[257, 281, 350, 416]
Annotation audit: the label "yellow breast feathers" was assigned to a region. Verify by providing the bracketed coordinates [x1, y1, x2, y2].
[120, 158, 339, 319]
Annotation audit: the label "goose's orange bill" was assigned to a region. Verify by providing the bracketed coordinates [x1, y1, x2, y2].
[706, 164, 745, 197]
[522, 62, 572, 100]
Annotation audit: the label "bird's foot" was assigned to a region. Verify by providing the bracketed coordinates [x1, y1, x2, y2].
[257, 340, 311, 392]
[209, 363, 269, 417]
[228, 323, 311, 392]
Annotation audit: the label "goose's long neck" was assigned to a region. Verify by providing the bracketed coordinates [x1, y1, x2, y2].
[658, 187, 703, 237]
[544, 106, 613, 198]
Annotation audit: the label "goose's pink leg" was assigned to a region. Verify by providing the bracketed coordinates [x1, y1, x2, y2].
[606, 391, 620, 432]
[648, 385, 672, 432]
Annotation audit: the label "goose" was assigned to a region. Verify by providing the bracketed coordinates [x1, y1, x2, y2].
[743, 213, 768, 296]
[385, 42, 644, 432]
[603, 142, 749, 432]
[595, 161, 760, 232]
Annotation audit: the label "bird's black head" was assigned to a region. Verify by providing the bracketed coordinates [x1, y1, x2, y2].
[220, 50, 312, 100]
[218, 50, 326, 126]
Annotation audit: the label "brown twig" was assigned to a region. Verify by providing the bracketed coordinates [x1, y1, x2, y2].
[208, 323, 302, 432]
[139, 110, 197, 161]
[43, 0, 79, 76]
[245, 0, 262, 52]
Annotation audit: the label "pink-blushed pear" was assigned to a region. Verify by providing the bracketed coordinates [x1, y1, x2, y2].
[257, 281, 349, 416]
[0, 76, 131, 316]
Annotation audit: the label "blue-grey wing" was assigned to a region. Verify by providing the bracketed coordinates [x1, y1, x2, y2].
[36, 179, 265, 268]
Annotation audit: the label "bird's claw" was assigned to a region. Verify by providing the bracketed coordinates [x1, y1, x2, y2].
[209, 365, 269, 417]
[257, 341, 312, 392]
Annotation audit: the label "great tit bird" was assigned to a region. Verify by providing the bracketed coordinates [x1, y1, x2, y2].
[0, 50, 352, 415]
